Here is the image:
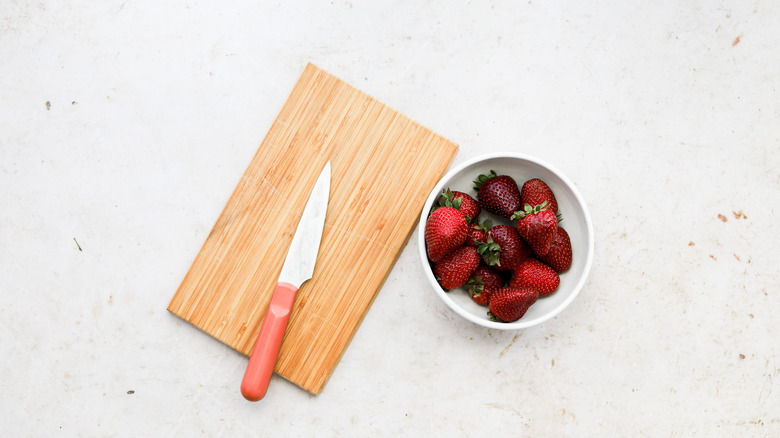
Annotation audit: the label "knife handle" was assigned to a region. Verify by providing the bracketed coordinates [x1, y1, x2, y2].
[240, 282, 299, 401]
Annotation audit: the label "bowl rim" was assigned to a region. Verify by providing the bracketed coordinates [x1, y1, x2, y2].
[417, 152, 594, 330]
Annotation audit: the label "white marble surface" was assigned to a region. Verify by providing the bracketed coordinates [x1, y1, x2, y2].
[2, 1, 779, 436]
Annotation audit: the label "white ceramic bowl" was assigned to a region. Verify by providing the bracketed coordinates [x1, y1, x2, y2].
[418, 152, 594, 330]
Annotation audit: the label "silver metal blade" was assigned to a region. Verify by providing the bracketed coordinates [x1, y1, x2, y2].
[278, 161, 331, 288]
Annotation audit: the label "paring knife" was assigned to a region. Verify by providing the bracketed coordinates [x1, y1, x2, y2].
[240, 161, 331, 401]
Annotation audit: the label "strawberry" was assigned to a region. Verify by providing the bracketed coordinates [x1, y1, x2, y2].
[425, 206, 468, 262]
[521, 178, 558, 214]
[437, 188, 481, 222]
[452, 191, 482, 222]
[477, 224, 532, 271]
[432, 246, 480, 290]
[538, 227, 572, 273]
[509, 258, 560, 296]
[473, 170, 521, 218]
[488, 287, 539, 322]
[465, 219, 491, 247]
[465, 264, 504, 306]
[453, 191, 481, 222]
[512, 202, 558, 256]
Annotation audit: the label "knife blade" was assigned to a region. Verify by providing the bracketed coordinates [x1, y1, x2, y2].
[240, 161, 331, 401]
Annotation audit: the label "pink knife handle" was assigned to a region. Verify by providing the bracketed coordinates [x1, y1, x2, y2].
[240, 282, 299, 401]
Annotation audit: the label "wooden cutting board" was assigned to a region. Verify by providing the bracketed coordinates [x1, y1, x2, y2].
[168, 63, 458, 395]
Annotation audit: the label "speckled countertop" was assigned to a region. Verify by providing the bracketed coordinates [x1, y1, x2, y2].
[2, 1, 778, 436]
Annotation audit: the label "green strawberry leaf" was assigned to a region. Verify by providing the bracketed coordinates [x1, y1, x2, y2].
[511, 202, 549, 220]
[472, 170, 498, 190]
[438, 188, 462, 210]
[477, 238, 501, 267]
[465, 275, 485, 294]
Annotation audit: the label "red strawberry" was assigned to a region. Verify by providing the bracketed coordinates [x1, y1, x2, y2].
[465, 219, 491, 247]
[521, 178, 558, 214]
[452, 191, 481, 222]
[425, 206, 468, 262]
[432, 246, 480, 290]
[473, 170, 521, 218]
[477, 224, 532, 271]
[509, 258, 560, 296]
[488, 287, 539, 322]
[437, 188, 481, 222]
[465, 264, 504, 306]
[512, 202, 558, 256]
[538, 227, 572, 273]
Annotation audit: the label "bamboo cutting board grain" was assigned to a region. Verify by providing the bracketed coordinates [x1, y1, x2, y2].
[167, 63, 458, 395]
